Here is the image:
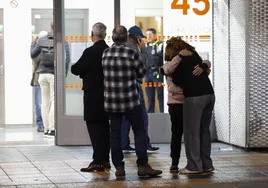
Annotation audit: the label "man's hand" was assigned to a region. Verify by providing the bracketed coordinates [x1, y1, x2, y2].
[137, 38, 146, 49]
[193, 65, 204, 76]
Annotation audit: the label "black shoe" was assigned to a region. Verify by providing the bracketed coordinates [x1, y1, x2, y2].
[122, 146, 135, 151]
[103, 162, 111, 170]
[37, 127, 44, 132]
[44, 131, 49, 136]
[137, 164, 162, 177]
[47, 130, 55, 136]
[170, 165, 179, 173]
[81, 163, 105, 172]
[115, 166, 126, 177]
[147, 147, 159, 152]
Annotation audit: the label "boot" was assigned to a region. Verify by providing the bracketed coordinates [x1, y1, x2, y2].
[115, 166, 126, 177]
[137, 164, 162, 177]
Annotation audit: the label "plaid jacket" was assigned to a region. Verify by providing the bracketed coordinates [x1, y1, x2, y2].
[102, 44, 146, 113]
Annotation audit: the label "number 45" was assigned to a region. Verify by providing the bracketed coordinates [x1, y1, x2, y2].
[171, 0, 210, 16]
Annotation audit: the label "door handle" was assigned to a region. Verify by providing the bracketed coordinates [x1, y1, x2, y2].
[0, 65, 4, 76]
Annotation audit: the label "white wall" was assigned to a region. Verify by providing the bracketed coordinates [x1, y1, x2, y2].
[0, 0, 114, 124]
[121, 0, 163, 29]
[162, 0, 212, 59]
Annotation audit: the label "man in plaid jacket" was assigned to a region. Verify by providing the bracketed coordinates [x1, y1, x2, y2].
[102, 25, 162, 178]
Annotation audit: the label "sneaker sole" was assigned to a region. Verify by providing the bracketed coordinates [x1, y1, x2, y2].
[170, 169, 179, 173]
[203, 168, 215, 172]
[147, 150, 159, 153]
[180, 171, 203, 174]
[81, 169, 105, 173]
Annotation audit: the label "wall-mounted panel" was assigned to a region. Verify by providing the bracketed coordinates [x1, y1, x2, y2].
[248, 0, 268, 148]
[229, 0, 247, 147]
[213, 0, 230, 143]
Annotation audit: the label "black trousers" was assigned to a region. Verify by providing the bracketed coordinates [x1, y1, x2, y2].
[109, 105, 148, 167]
[168, 104, 183, 165]
[86, 120, 110, 165]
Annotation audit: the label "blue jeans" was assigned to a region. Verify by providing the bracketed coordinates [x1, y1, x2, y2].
[110, 105, 148, 167]
[34, 86, 43, 129]
[121, 84, 152, 149]
[145, 71, 164, 113]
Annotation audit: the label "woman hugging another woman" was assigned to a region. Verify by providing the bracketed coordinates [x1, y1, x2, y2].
[161, 37, 215, 174]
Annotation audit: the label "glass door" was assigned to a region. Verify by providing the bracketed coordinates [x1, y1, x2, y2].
[54, 0, 114, 145]
[0, 8, 4, 127]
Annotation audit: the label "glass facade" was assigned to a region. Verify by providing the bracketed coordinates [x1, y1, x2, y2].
[0, 0, 213, 145]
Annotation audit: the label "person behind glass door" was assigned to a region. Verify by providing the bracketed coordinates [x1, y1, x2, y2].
[102, 25, 162, 177]
[30, 22, 70, 137]
[71, 22, 110, 172]
[121, 26, 159, 152]
[160, 37, 211, 172]
[145, 28, 164, 113]
[30, 31, 47, 132]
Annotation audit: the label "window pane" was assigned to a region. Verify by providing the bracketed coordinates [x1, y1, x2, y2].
[63, 1, 114, 116]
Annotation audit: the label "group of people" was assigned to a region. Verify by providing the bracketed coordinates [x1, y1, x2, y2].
[29, 20, 215, 177]
[71, 22, 215, 177]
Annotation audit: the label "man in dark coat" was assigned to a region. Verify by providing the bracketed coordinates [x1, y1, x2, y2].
[71, 22, 110, 172]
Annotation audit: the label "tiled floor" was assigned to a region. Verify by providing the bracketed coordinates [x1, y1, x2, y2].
[0, 126, 53, 146]
[0, 126, 268, 187]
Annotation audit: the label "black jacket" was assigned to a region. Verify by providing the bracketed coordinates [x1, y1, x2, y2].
[71, 40, 109, 122]
[172, 49, 214, 98]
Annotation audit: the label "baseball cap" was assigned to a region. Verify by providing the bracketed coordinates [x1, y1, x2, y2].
[128, 26, 146, 38]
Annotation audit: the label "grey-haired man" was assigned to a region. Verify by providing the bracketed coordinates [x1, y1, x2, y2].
[71, 23, 110, 172]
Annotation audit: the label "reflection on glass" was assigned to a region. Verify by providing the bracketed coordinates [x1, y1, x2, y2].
[61, 9, 89, 116]
[65, 41, 92, 116]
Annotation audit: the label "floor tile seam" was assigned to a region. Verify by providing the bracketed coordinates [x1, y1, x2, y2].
[0, 165, 12, 182]
[62, 160, 89, 179]
[13, 147, 31, 163]
[16, 148, 58, 187]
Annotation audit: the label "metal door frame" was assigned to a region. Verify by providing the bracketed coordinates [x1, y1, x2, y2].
[54, 0, 119, 145]
[54, 0, 91, 145]
[0, 8, 5, 127]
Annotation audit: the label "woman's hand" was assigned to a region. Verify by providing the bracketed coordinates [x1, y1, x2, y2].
[193, 65, 204, 76]
[179, 49, 192, 56]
